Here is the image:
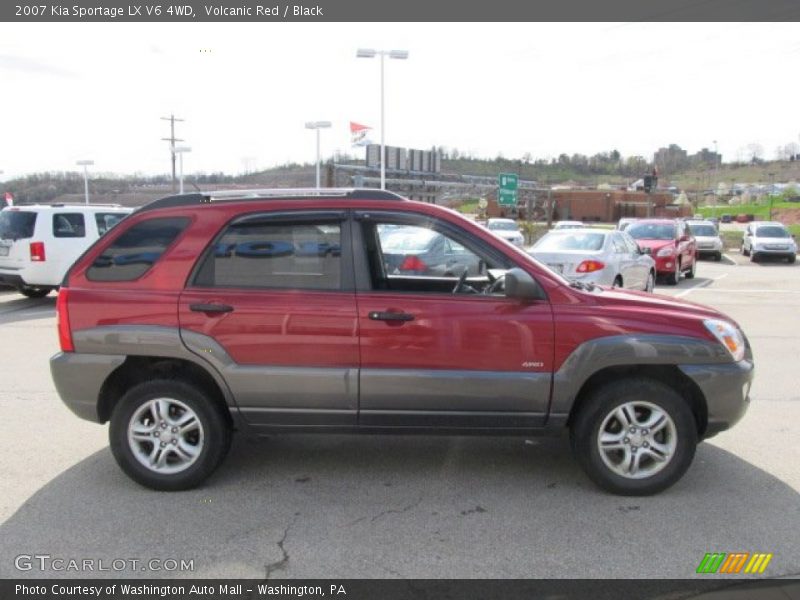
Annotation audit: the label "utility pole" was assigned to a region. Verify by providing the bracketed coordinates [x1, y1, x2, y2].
[161, 114, 185, 192]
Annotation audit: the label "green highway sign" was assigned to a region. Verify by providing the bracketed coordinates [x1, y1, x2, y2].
[498, 173, 518, 206]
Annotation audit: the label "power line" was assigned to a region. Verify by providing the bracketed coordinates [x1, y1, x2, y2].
[161, 114, 185, 192]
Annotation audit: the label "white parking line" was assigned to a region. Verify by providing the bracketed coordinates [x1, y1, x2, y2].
[685, 288, 800, 294]
[676, 280, 713, 297]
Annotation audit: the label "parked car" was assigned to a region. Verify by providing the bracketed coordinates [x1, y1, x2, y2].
[735, 214, 749, 224]
[529, 228, 656, 292]
[720, 214, 733, 224]
[688, 221, 724, 261]
[625, 219, 698, 285]
[485, 218, 525, 247]
[378, 225, 482, 276]
[0, 204, 132, 297]
[553, 220, 585, 230]
[616, 217, 637, 231]
[50, 188, 753, 496]
[741, 221, 797, 263]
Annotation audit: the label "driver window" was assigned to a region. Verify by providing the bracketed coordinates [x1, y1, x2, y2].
[365, 220, 505, 294]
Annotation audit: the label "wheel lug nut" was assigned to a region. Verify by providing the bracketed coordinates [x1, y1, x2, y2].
[629, 427, 636, 433]
[171, 427, 178, 433]
[172, 439, 178, 445]
[161, 422, 167, 428]
[632, 447, 638, 453]
[644, 442, 650, 448]
[154, 431, 160, 437]
[623, 437, 629, 443]
[643, 429, 649, 435]
[160, 442, 166, 448]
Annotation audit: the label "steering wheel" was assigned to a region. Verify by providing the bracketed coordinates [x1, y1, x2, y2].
[484, 272, 506, 295]
[452, 268, 470, 294]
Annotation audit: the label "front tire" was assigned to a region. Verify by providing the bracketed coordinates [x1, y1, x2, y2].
[667, 260, 681, 285]
[109, 379, 231, 491]
[750, 252, 759, 263]
[789, 255, 796, 264]
[685, 256, 696, 279]
[741, 244, 750, 257]
[570, 378, 698, 496]
[19, 286, 50, 298]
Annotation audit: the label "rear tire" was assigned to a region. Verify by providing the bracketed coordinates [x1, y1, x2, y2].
[19, 287, 50, 298]
[612, 276, 623, 289]
[714, 252, 722, 262]
[789, 255, 796, 264]
[750, 252, 759, 263]
[645, 271, 655, 293]
[570, 378, 698, 496]
[109, 379, 231, 491]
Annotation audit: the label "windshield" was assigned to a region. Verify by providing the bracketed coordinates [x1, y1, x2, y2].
[488, 221, 518, 231]
[691, 225, 718, 237]
[0, 211, 37, 240]
[534, 231, 606, 252]
[755, 226, 789, 238]
[627, 222, 675, 241]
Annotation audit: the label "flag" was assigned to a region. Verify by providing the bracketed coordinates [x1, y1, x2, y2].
[4, 192, 12, 207]
[350, 121, 372, 147]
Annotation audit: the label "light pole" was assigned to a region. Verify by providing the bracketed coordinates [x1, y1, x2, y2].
[356, 48, 409, 190]
[76, 160, 94, 204]
[305, 121, 331, 189]
[174, 147, 191, 194]
[712, 140, 719, 219]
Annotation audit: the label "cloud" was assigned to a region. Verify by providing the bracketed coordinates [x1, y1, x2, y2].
[0, 54, 78, 78]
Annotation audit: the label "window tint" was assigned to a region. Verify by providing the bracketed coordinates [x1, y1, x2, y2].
[53, 213, 86, 238]
[534, 231, 606, 252]
[755, 226, 789, 238]
[0, 211, 37, 239]
[611, 234, 628, 253]
[87, 217, 189, 282]
[621, 232, 640, 254]
[627, 223, 676, 241]
[95, 212, 127, 235]
[194, 221, 342, 290]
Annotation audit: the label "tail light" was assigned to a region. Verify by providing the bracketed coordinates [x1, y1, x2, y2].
[30, 242, 46, 262]
[576, 260, 605, 273]
[56, 288, 74, 352]
[399, 255, 428, 272]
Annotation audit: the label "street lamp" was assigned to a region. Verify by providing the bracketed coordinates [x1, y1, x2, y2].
[356, 47, 409, 190]
[76, 160, 94, 204]
[305, 121, 332, 189]
[712, 140, 719, 219]
[174, 147, 191, 194]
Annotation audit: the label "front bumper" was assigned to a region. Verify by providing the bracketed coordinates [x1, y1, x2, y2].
[50, 352, 126, 423]
[679, 359, 754, 438]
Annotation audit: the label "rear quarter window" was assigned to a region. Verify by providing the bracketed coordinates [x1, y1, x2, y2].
[95, 212, 128, 235]
[53, 213, 86, 238]
[86, 217, 189, 282]
[0, 211, 37, 240]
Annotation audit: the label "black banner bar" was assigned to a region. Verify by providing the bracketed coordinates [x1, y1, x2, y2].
[2, 579, 799, 600]
[3, 0, 800, 22]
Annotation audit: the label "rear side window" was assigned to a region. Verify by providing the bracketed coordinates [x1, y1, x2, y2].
[95, 212, 127, 235]
[194, 221, 342, 290]
[53, 213, 86, 238]
[87, 217, 189, 282]
[0, 211, 37, 240]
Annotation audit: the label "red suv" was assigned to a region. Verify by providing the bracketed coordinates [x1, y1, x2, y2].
[626, 219, 698, 285]
[50, 189, 753, 495]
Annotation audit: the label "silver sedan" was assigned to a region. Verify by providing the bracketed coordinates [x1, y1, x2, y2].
[528, 228, 657, 291]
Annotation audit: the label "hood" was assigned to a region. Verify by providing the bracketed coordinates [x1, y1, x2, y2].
[597, 288, 723, 318]
[495, 230, 523, 240]
[634, 239, 676, 251]
[754, 236, 795, 245]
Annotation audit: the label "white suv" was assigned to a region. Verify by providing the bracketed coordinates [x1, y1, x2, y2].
[485, 218, 525, 246]
[0, 204, 132, 297]
[741, 221, 797, 264]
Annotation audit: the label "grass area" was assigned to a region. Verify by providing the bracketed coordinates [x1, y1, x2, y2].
[456, 200, 479, 214]
[695, 201, 798, 219]
[720, 230, 744, 250]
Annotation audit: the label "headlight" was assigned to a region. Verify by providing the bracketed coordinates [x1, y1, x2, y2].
[703, 319, 746, 362]
[656, 246, 675, 257]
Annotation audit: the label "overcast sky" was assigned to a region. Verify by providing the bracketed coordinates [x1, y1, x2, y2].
[1, 22, 799, 179]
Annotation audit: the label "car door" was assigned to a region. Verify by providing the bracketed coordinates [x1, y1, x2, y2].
[609, 232, 638, 288]
[352, 210, 555, 429]
[178, 211, 359, 431]
[621, 231, 649, 289]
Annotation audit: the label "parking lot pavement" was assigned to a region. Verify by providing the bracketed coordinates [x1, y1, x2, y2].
[1, 265, 799, 580]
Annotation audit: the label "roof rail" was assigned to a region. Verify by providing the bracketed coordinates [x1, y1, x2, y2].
[137, 188, 407, 213]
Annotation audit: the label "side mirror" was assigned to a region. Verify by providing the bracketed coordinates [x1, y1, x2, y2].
[505, 268, 547, 301]
[745, 232, 752, 237]
[640, 246, 652, 255]
[679, 235, 691, 242]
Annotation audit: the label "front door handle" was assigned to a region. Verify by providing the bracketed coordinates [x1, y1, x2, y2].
[190, 303, 234, 314]
[369, 311, 414, 322]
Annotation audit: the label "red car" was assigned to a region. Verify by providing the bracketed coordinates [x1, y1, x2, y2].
[50, 189, 752, 496]
[626, 219, 698, 285]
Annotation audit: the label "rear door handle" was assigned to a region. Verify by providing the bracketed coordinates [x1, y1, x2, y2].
[369, 311, 414, 322]
[189, 303, 234, 314]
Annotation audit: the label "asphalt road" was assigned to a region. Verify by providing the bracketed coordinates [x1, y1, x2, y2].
[0, 254, 798, 580]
